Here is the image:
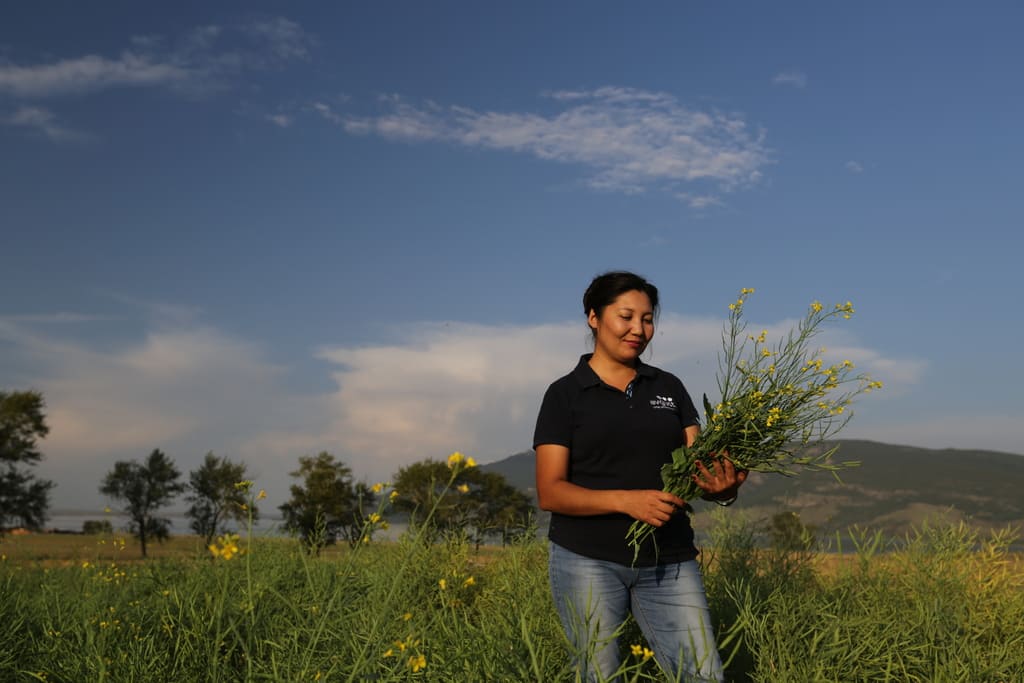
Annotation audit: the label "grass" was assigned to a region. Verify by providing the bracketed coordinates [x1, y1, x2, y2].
[2, 513, 1022, 682]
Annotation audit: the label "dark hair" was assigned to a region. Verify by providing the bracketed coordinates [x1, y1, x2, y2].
[583, 271, 660, 335]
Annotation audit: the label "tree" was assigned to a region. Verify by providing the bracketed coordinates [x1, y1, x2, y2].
[467, 471, 535, 548]
[100, 449, 185, 558]
[279, 452, 375, 553]
[767, 510, 817, 551]
[391, 459, 471, 539]
[391, 458, 533, 545]
[186, 452, 257, 546]
[82, 519, 113, 535]
[0, 390, 55, 533]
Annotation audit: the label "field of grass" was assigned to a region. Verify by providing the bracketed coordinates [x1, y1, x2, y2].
[3, 511, 1023, 682]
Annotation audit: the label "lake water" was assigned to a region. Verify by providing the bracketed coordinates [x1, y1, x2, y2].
[45, 511, 287, 536]
[42, 511, 414, 540]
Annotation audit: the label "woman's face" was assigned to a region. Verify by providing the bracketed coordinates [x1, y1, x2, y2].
[588, 289, 654, 364]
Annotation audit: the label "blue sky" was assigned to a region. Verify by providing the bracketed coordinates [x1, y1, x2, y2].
[2, 2, 1022, 514]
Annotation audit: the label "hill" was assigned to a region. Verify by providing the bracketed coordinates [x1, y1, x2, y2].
[481, 440, 1024, 541]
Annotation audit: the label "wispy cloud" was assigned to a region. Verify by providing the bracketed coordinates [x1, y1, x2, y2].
[846, 160, 864, 173]
[317, 87, 770, 203]
[675, 192, 722, 209]
[0, 18, 313, 99]
[240, 17, 313, 61]
[0, 54, 189, 98]
[266, 113, 293, 128]
[1, 106, 90, 142]
[773, 70, 808, 88]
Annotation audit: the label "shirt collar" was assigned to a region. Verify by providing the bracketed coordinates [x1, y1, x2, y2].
[571, 353, 656, 389]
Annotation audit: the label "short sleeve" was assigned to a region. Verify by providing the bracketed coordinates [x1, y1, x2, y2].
[533, 382, 572, 449]
[676, 376, 701, 429]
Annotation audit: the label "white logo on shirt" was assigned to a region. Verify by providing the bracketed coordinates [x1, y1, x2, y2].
[650, 395, 677, 410]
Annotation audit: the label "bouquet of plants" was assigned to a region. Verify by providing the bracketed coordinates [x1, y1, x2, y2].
[626, 288, 884, 561]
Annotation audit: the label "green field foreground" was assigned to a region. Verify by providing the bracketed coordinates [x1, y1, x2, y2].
[2, 516, 1022, 682]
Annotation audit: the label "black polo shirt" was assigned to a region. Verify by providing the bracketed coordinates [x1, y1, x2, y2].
[533, 354, 701, 566]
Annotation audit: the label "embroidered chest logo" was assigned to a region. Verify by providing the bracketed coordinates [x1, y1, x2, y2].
[649, 395, 677, 410]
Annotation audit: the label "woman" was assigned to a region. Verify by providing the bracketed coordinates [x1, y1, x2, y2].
[533, 271, 746, 682]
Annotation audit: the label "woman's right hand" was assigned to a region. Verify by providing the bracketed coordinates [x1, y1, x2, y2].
[620, 489, 686, 527]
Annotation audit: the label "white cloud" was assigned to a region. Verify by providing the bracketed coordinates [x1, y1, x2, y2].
[331, 87, 770, 201]
[0, 53, 190, 98]
[2, 307, 928, 511]
[0, 17, 312, 99]
[846, 160, 864, 173]
[773, 71, 808, 88]
[241, 17, 313, 61]
[676, 192, 722, 209]
[266, 113, 293, 128]
[0, 319, 282, 455]
[1, 106, 89, 142]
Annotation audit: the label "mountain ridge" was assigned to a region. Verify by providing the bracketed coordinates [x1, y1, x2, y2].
[480, 440, 1024, 540]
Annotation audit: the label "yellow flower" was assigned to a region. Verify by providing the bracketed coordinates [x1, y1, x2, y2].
[383, 648, 394, 658]
[438, 579, 447, 590]
[756, 329, 767, 343]
[457, 484, 469, 494]
[630, 644, 643, 656]
[811, 300, 823, 313]
[643, 647, 655, 660]
[740, 287, 755, 295]
[728, 303, 736, 311]
[368, 513, 382, 524]
[82, 561, 91, 569]
[408, 654, 427, 672]
[462, 576, 475, 587]
[209, 533, 243, 561]
[234, 480, 253, 491]
[371, 482, 384, 493]
[256, 489, 267, 500]
[448, 452, 477, 469]
[403, 612, 413, 621]
[103, 506, 112, 514]
[389, 490, 399, 502]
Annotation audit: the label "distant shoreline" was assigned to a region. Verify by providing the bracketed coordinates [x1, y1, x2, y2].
[39, 511, 288, 537]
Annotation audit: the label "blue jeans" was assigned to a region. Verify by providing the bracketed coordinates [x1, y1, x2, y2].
[548, 542, 724, 683]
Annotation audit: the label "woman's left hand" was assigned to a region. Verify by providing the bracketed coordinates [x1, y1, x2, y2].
[692, 453, 748, 497]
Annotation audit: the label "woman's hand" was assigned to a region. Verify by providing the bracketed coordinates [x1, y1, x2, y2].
[620, 489, 686, 527]
[692, 453, 748, 498]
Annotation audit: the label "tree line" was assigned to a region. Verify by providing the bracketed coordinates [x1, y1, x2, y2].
[1, 389, 534, 557]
